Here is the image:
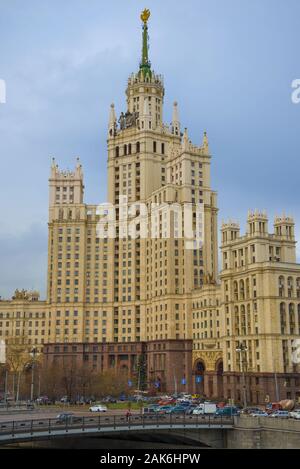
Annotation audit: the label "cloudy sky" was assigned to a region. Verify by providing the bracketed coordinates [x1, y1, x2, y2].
[0, 0, 300, 299]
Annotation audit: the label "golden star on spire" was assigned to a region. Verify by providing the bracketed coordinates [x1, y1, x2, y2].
[141, 8, 150, 24]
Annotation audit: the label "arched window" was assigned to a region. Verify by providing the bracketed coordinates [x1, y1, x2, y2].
[280, 302, 286, 334]
[279, 276, 285, 297]
[239, 280, 245, 300]
[216, 360, 223, 375]
[124, 144, 127, 156]
[241, 305, 246, 334]
[288, 277, 293, 298]
[234, 306, 239, 334]
[195, 361, 205, 373]
[246, 278, 250, 299]
[136, 142, 140, 153]
[128, 143, 132, 155]
[233, 281, 238, 301]
[298, 304, 300, 334]
[289, 303, 295, 333]
[115, 146, 119, 158]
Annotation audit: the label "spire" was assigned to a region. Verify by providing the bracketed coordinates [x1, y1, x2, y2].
[108, 103, 116, 137]
[202, 131, 210, 154]
[139, 9, 152, 79]
[76, 156, 81, 169]
[50, 157, 57, 177]
[172, 101, 180, 136]
[75, 156, 83, 178]
[182, 128, 189, 151]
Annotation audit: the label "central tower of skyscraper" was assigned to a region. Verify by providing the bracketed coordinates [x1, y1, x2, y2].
[47, 10, 218, 364]
[106, 10, 219, 344]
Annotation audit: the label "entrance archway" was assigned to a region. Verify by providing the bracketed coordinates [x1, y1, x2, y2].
[194, 360, 206, 395]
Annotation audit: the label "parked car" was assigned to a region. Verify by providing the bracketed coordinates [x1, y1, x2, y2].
[176, 401, 191, 408]
[269, 410, 289, 419]
[36, 396, 51, 405]
[181, 394, 192, 400]
[289, 409, 300, 419]
[185, 405, 198, 415]
[156, 405, 174, 414]
[60, 396, 69, 404]
[56, 412, 81, 424]
[176, 398, 192, 405]
[193, 407, 206, 415]
[143, 405, 160, 414]
[249, 410, 269, 417]
[102, 396, 117, 403]
[158, 399, 176, 405]
[240, 407, 261, 415]
[165, 405, 187, 414]
[215, 406, 240, 417]
[89, 405, 107, 412]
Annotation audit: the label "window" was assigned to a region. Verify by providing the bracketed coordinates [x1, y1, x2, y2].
[280, 302, 286, 334]
[279, 276, 285, 297]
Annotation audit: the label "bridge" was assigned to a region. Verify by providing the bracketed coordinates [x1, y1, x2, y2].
[0, 413, 234, 446]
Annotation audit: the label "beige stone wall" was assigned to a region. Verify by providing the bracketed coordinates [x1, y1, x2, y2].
[0, 294, 48, 353]
[220, 213, 300, 375]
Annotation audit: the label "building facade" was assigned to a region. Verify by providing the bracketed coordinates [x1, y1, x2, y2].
[1, 11, 300, 403]
[219, 213, 300, 403]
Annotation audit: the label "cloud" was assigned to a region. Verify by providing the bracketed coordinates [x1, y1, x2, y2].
[0, 0, 300, 296]
[0, 224, 47, 299]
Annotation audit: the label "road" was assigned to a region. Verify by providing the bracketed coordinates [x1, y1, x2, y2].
[0, 408, 140, 422]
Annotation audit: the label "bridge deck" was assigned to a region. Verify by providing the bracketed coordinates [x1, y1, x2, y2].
[0, 414, 234, 444]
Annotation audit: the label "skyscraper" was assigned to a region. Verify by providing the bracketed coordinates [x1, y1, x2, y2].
[1, 10, 300, 402]
[47, 9, 218, 349]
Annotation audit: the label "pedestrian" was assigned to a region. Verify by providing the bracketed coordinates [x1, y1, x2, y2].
[126, 409, 131, 422]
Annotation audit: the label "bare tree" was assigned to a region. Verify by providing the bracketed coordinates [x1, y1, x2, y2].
[6, 345, 31, 403]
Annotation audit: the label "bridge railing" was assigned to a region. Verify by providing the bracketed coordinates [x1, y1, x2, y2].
[0, 413, 234, 440]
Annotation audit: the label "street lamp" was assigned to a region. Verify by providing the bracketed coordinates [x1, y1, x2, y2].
[29, 348, 37, 402]
[236, 343, 248, 408]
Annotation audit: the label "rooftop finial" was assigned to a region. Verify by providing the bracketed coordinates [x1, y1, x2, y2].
[139, 9, 152, 79]
[141, 8, 150, 24]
